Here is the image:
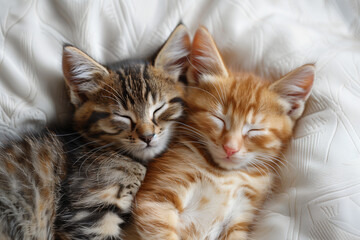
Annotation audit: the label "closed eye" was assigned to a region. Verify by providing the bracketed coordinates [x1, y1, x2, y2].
[210, 115, 225, 129]
[152, 103, 166, 125]
[247, 128, 266, 137]
[248, 128, 264, 132]
[153, 103, 165, 116]
[243, 123, 266, 137]
[114, 113, 134, 125]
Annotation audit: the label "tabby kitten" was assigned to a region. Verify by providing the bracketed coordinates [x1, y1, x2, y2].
[132, 27, 315, 240]
[0, 25, 190, 240]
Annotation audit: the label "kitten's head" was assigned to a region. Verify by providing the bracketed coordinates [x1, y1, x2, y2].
[62, 25, 190, 162]
[185, 27, 315, 170]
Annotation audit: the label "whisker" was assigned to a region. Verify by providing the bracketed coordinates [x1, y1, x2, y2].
[72, 143, 111, 166]
[173, 127, 206, 140]
[174, 122, 204, 135]
[62, 134, 86, 146]
[184, 85, 222, 106]
[248, 161, 267, 178]
[65, 140, 99, 153]
[80, 143, 115, 174]
[53, 132, 80, 137]
[255, 158, 282, 178]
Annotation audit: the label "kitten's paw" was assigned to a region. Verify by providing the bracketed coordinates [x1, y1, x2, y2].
[116, 193, 134, 210]
[124, 180, 142, 197]
[116, 179, 144, 211]
[132, 162, 146, 181]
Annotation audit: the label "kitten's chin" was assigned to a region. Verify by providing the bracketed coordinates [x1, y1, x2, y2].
[212, 157, 249, 170]
[129, 127, 173, 162]
[130, 145, 166, 162]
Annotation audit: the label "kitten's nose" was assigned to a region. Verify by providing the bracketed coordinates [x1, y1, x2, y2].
[223, 145, 239, 157]
[139, 134, 155, 145]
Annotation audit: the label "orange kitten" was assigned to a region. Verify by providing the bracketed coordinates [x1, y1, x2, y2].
[132, 27, 315, 240]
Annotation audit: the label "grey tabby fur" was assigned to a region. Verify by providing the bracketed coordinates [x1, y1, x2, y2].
[0, 25, 190, 240]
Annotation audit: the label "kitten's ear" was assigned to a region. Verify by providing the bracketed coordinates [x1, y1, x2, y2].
[270, 64, 315, 119]
[154, 25, 191, 79]
[188, 26, 228, 84]
[62, 45, 109, 106]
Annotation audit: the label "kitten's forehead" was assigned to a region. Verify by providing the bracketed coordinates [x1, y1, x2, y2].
[106, 61, 170, 118]
[109, 61, 165, 113]
[215, 76, 272, 126]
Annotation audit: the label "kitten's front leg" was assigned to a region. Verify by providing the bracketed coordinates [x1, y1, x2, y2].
[57, 156, 147, 240]
[115, 159, 147, 211]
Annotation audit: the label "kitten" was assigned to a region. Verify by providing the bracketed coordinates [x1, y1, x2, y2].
[132, 27, 315, 240]
[0, 25, 190, 240]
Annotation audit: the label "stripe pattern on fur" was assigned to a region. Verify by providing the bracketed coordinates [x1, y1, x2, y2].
[0, 25, 190, 240]
[131, 27, 314, 240]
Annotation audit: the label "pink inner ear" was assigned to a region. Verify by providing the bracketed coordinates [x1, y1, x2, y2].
[269, 64, 315, 118]
[62, 48, 91, 90]
[190, 28, 211, 82]
[154, 25, 191, 76]
[189, 27, 228, 82]
[290, 74, 314, 99]
[286, 75, 313, 114]
[273, 64, 315, 100]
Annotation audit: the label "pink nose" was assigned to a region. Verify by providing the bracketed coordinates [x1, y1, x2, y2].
[223, 145, 239, 157]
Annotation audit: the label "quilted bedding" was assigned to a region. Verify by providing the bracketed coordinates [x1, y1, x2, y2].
[1, 0, 360, 239]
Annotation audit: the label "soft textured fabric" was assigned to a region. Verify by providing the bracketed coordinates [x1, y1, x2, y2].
[0, 0, 359, 239]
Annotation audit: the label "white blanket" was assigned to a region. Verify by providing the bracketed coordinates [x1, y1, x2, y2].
[1, 0, 360, 239]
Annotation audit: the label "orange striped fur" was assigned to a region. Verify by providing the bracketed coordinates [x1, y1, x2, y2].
[130, 27, 315, 240]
